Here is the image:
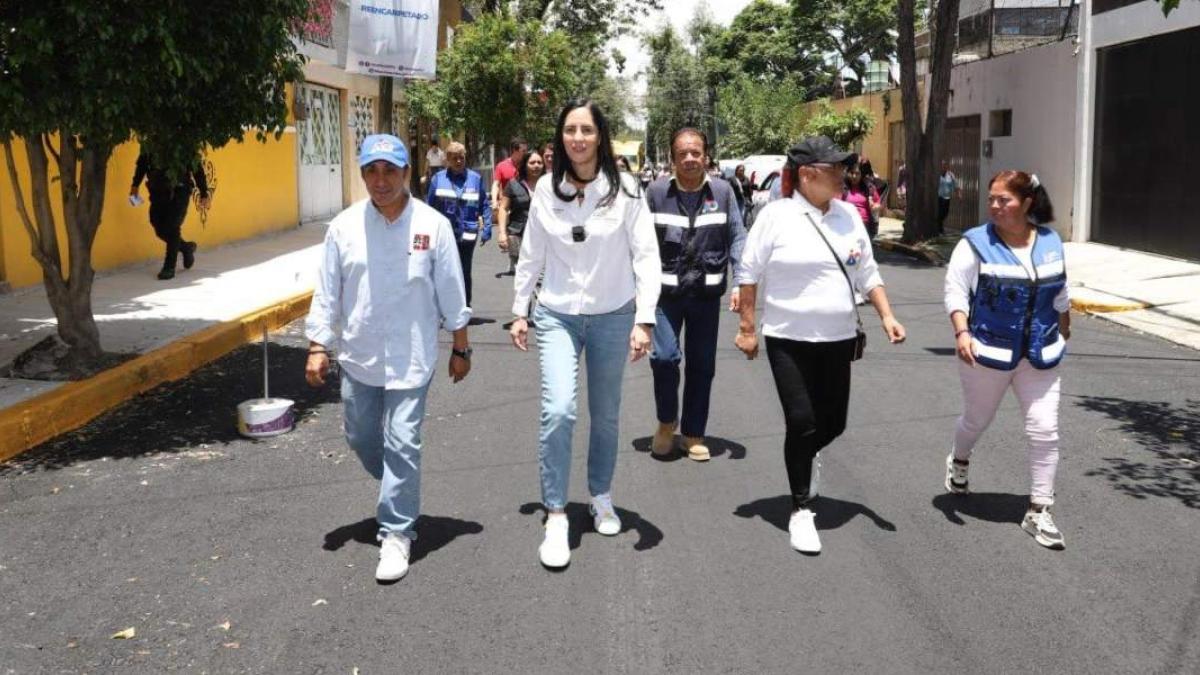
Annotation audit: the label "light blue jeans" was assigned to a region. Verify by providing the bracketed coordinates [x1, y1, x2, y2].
[340, 372, 431, 541]
[533, 300, 635, 510]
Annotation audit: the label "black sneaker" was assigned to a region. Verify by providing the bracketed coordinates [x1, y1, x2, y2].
[182, 241, 197, 269]
[944, 454, 969, 494]
[1022, 507, 1065, 550]
[157, 268, 175, 280]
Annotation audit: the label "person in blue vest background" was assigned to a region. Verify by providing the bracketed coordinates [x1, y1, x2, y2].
[426, 141, 492, 307]
[646, 127, 747, 461]
[943, 170, 1071, 550]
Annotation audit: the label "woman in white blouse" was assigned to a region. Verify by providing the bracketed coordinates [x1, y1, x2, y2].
[735, 136, 906, 555]
[510, 99, 661, 569]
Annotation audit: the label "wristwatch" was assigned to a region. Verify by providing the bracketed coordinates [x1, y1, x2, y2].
[451, 346, 473, 361]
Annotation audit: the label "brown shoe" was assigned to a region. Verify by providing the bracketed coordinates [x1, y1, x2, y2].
[683, 436, 711, 462]
[652, 421, 677, 456]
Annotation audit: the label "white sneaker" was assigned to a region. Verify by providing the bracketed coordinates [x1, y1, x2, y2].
[590, 493, 622, 536]
[1021, 507, 1066, 550]
[539, 514, 571, 568]
[788, 508, 821, 554]
[376, 532, 411, 582]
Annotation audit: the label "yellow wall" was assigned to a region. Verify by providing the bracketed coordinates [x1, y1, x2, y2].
[797, 88, 906, 182]
[1, 131, 298, 290]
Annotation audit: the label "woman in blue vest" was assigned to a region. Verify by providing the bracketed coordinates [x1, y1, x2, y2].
[943, 170, 1070, 550]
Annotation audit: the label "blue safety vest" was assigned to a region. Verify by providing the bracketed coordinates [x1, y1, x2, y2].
[645, 176, 738, 299]
[428, 169, 487, 242]
[963, 223, 1067, 370]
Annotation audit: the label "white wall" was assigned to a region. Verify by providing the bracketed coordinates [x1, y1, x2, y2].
[1072, 0, 1200, 241]
[947, 40, 1079, 238]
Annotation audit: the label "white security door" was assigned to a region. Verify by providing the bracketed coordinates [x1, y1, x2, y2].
[297, 84, 344, 222]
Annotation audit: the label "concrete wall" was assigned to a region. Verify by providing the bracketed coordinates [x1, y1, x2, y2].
[947, 39, 1078, 239]
[1072, 0, 1200, 242]
[1, 131, 299, 290]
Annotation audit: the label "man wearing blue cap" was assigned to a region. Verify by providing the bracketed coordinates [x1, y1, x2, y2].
[304, 134, 473, 583]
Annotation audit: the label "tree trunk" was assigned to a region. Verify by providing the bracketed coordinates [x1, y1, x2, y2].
[898, 0, 961, 243]
[379, 77, 394, 134]
[8, 134, 111, 364]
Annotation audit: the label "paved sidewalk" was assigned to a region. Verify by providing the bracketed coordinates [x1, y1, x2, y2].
[0, 223, 326, 411]
[875, 218, 1200, 351]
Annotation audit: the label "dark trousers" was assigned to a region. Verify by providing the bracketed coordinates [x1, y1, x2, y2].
[149, 188, 192, 271]
[937, 197, 951, 234]
[456, 239, 476, 306]
[650, 294, 721, 437]
[765, 336, 854, 505]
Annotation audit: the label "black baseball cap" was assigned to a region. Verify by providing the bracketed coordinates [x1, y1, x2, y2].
[787, 136, 858, 168]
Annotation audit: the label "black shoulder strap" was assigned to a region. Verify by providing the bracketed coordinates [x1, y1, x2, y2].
[804, 211, 864, 331]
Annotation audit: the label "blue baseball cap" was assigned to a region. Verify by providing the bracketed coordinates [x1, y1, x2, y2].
[358, 134, 409, 169]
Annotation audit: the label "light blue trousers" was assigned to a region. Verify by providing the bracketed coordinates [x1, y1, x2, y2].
[533, 300, 635, 510]
[340, 372, 430, 541]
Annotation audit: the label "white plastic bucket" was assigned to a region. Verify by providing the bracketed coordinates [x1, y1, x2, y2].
[237, 397, 295, 438]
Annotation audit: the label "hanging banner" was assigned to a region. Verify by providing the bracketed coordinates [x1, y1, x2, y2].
[346, 0, 439, 80]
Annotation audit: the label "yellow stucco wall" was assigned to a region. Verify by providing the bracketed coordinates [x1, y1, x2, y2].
[798, 88, 906, 182]
[1, 131, 298, 290]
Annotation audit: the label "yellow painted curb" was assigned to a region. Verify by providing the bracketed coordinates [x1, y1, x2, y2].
[1070, 298, 1150, 314]
[0, 291, 313, 464]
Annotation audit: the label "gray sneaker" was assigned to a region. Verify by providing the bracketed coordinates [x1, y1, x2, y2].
[944, 454, 969, 494]
[1021, 508, 1066, 550]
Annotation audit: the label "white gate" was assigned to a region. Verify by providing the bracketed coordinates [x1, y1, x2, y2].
[297, 84, 344, 222]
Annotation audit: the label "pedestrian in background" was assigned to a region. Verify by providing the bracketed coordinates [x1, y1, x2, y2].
[733, 164, 752, 218]
[734, 136, 906, 555]
[943, 170, 1070, 550]
[646, 127, 746, 461]
[426, 142, 492, 308]
[541, 141, 555, 177]
[491, 137, 527, 208]
[422, 134, 444, 193]
[842, 161, 882, 240]
[509, 99, 660, 569]
[129, 150, 210, 280]
[497, 148, 545, 275]
[305, 134, 473, 583]
[937, 160, 961, 235]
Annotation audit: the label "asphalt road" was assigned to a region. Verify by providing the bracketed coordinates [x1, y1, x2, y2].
[2, 242, 1198, 674]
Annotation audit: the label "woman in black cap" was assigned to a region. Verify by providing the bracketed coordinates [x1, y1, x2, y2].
[733, 136, 906, 554]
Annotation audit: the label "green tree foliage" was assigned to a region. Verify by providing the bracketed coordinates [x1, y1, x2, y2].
[643, 26, 711, 163]
[715, 75, 806, 157]
[0, 1, 308, 366]
[405, 14, 584, 154]
[791, 0, 898, 97]
[801, 102, 877, 149]
[701, 0, 826, 91]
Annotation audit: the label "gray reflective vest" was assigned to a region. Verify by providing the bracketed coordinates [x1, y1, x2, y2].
[646, 176, 737, 299]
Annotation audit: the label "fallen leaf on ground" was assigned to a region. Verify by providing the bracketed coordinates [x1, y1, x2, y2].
[111, 627, 136, 640]
[50, 487, 60, 494]
[312, 598, 328, 606]
[217, 621, 231, 631]
[223, 642, 240, 649]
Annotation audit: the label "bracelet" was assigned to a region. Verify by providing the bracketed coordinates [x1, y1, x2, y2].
[954, 329, 970, 338]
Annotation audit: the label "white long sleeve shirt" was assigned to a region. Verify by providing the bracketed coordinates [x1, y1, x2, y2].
[943, 238, 1070, 317]
[512, 173, 661, 324]
[305, 198, 472, 390]
[736, 191, 883, 342]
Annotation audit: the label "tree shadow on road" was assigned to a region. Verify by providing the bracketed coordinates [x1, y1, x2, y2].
[629, 435, 747, 461]
[931, 492, 1029, 525]
[733, 495, 897, 533]
[519, 502, 663, 552]
[322, 515, 484, 563]
[1073, 395, 1199, 509]
[0, 340, 341, 476]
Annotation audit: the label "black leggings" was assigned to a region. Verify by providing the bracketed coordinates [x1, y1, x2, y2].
[765, 336, 854, 505]
[149, 187, 192, 270]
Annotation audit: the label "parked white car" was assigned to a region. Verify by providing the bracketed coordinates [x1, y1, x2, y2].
[741, 154, 786, 190]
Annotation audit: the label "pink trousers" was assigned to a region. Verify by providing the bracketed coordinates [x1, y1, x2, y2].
[952, 359, 1061, 506]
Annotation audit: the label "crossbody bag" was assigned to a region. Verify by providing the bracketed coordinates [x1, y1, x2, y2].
[804, 212, 867, 361]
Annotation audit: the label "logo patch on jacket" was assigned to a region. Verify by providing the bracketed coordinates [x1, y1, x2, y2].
[702, 199, 719, 213]
[845, 248, 862, 266]
[412, 234, 431, 251]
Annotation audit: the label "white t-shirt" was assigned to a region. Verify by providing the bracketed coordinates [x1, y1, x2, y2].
[736, 192, 883, 342]
[426, 146, 445, 168]
[944, 238, 1070, 316]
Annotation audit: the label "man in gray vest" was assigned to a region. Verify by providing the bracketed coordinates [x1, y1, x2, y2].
[647, 128, 747, 461]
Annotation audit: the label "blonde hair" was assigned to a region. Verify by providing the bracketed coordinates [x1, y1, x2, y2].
[445, 141, 466, 156]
